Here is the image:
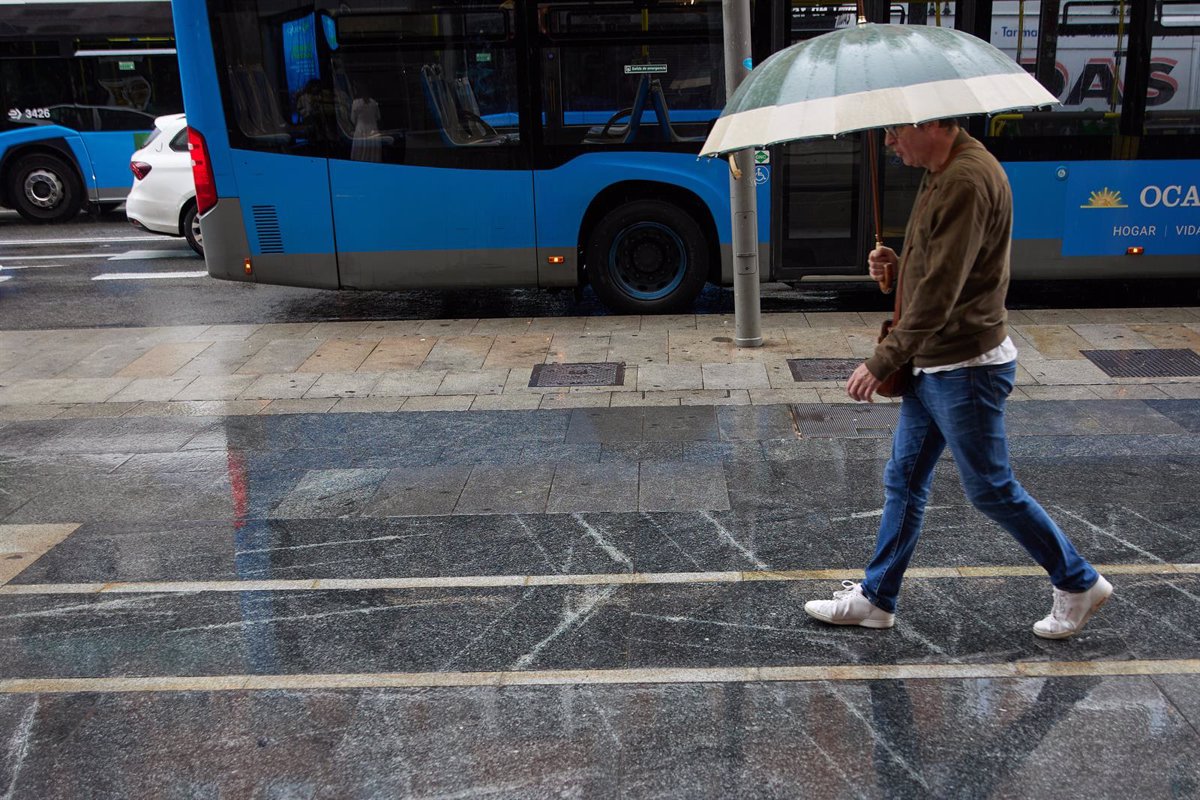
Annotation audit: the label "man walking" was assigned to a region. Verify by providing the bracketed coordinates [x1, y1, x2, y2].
[804, 119, 1111, 639]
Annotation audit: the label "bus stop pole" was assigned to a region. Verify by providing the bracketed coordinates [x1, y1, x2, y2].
[722, 0, 763, 347]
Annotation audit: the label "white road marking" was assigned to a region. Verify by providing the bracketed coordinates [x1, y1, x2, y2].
[0, 275, 10, 282]
[0, 235, 164, 246]
[1, 658, 1198, 695]
[0, 254, 116, 261]
[91, 271, 208, 281]
[106, 249, 192, 261]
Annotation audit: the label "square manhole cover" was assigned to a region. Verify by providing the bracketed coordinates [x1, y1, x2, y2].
[787, 358, 862, 382]
[529, 362, 626, 387]
[1082, 348, 1200, 378]
[790, 403, 900, 437]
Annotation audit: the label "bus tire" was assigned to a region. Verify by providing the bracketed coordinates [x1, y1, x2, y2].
[8, 153, 83, 224]
[182, 201, 204, 257]
[586, 200, 708, 314]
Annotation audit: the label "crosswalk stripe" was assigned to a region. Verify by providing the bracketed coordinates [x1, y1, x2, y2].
[2, 562, 1195, 595]
[2, 658, 1198, 694]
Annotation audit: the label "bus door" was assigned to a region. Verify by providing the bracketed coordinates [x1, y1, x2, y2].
[322, 3, 536, 290]
[771, 2, 929, 279]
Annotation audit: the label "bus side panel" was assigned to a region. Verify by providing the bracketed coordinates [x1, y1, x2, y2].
[532, 152, 769, 286]
[77, 132, 147, 203]
[328, 160, 538, 290]
[229, 151, 339, 289]
[1006, 159, 1200, 279]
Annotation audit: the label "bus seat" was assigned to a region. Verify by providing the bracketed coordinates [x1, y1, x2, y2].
[646, 79, 706, 143]
[582, 75, 652, 144]
[226, 66, 292, 146]
[419, 64, 506, 146]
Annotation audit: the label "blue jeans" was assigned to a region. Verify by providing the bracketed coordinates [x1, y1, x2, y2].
[861, 361, 1098, 613]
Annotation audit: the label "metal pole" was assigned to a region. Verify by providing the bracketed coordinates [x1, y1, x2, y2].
[722, 0, 762, 347]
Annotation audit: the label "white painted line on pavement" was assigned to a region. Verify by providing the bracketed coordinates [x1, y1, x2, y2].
[1, 658, 1198, 694]
[0, 235, 165, 246]
[1, 254, 111, 260]
[0, 275, 10, 282]
[92, 271, 209, 281]
[0, 562, 1188, 596]
[106, 249, 193, 261]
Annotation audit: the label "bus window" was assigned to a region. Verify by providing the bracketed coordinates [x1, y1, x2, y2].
[73, 55, 182, 131]
[537, 0, 724, 147]
[209, 0, 313, 153]
[0, 57, 74, 131]
[984, 1, 1129, 156]
[321, 1, 521, 165]
[1144, 4, 1200, 140]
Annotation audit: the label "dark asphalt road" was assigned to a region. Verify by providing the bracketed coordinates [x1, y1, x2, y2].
[2, 210, 1196, 330]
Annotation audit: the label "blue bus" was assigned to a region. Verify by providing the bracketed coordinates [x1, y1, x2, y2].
[0, 0, 183, 223]
[171, 0, 1200, 314]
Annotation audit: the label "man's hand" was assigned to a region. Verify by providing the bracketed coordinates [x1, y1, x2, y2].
[847, 363, 882, 402]
[868, 245, 899, 292]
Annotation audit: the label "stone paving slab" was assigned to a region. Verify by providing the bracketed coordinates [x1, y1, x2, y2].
[12, 500, 1199, 585]
[0, 675, 1194, 799]
[0, 574, 1196, 678]
[6, 311, 1200, 419]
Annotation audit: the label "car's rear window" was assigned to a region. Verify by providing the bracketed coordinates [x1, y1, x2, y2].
[169, 127, 189, 152]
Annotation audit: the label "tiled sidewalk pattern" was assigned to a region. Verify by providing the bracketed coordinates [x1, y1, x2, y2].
[5, 308, 1200, 420]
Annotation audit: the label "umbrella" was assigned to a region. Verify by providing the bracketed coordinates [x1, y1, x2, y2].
[700, 17, 1059, 292]
[700, 21, 1059, 157]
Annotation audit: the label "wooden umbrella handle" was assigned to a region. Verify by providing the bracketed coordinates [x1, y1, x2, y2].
[872, 237, 895, 294]
[879, 262, 895, 294]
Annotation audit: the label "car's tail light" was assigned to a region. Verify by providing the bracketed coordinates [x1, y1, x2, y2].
[130, 161, 152, 180]
[187, 127, 217, 215]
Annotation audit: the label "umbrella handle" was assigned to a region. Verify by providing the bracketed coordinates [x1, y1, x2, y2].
[873, 238, 895, 294]
[879, 263, 895, 294]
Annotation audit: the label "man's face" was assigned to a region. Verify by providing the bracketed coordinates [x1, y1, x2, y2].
[884, 123, 938, 170]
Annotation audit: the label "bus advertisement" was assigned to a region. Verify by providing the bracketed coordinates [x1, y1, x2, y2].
[169, 0, 1200, 314]
[0, 0, 184, 223]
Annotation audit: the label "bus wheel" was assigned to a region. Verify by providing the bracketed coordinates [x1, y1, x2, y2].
[182, 202, 204, 257]
[9, 153, 83, 224]
[586, 200, 708, 314]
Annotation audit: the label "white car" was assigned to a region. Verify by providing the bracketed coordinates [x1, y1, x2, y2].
[125, 113, 202, 256]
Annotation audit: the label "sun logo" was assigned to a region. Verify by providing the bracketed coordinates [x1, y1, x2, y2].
[1081, 187, 1128, 208]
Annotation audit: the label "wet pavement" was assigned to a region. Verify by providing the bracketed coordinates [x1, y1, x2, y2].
[3, 298, 1200, 796]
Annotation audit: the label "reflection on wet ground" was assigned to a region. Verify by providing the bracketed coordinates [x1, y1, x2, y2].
[2, 401, 1200, 796]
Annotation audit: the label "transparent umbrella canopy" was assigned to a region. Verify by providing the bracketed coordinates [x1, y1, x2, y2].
[700, 22, 1059, 157]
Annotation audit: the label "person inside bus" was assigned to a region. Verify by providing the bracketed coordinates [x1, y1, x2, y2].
[350, 85, 382, 162]
[804, 118, 1112, 640]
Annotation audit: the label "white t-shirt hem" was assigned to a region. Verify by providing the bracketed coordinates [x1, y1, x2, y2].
[913, 336, 1017, 375]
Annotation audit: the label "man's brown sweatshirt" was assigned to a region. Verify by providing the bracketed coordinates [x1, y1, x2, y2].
[865, 131, 1011, 381]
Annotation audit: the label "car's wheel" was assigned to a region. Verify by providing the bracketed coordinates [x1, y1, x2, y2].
[8, 153, 83, 224]
[182, 202, 204, 257]
[585, 199, 709, 314]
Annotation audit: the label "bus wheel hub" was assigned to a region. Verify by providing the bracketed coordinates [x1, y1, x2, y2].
[25, 170, 64, 209]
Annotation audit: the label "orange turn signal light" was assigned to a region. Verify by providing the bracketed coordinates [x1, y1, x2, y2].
[244, 258, 253, 274]
[547, 255, 566, 264]
[1126, 246, 1144, 255]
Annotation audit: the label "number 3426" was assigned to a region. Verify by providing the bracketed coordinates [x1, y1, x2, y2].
[7, 108, 51, 120]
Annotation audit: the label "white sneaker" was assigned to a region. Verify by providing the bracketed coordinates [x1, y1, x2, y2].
[1033, 575, 1113, 640]
[804, 581, 895, 629]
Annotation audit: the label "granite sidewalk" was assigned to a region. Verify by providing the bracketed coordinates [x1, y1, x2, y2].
[4, 307, 1200, 421]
